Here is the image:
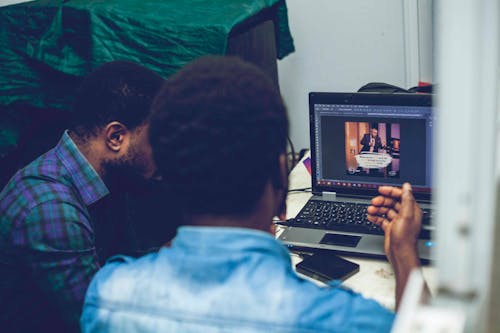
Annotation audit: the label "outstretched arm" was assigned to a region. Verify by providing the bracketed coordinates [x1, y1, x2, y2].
[367, 183, 430, 310]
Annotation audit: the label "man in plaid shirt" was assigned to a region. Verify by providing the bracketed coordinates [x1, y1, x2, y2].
[0, 61, 164, 332]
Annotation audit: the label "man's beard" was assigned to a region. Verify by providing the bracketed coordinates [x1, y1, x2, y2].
[95, 155, 177, 258]
[102, 154, 157, 195]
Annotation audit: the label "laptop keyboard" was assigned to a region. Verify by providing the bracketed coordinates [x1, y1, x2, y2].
[288, 200, 432, 240]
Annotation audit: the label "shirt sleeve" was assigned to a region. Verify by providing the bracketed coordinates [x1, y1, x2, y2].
[20, 200, 100, 331]
[296, 283, 395, 332]
[335, 286, 395, 332]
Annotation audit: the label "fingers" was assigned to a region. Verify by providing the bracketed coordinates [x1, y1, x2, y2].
[370, 196, 402, 210]
[377, 186, 403, 199]
[367, 195, 401, 233]
[367, 184, 407, 233]
[369, 185, 406, 214]
[367, 206, 398, 219]
[399, 183, 415, 219]
[367, 183, 419, 231]
[367, 213, 391, 232]
[400, 183, 422, 222]
[368, 205, 398, 224]
[367, 214, 386, 225]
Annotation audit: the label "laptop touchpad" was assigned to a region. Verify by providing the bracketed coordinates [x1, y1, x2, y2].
[320, 233, 361, 247]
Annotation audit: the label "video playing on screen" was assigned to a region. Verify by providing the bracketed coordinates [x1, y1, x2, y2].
[344, 122, 400, 179]
[318, 114, 428, 188]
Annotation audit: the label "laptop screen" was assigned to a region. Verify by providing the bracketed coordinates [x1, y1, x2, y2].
[309, 92, 433, 201]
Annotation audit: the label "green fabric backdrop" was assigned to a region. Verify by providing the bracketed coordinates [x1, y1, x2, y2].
[0, 0, 294, 157]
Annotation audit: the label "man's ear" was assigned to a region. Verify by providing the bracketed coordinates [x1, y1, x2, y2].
[278, 153, 288, 189]
[104, 121, 129, 153]
[277, 153, 288, 220]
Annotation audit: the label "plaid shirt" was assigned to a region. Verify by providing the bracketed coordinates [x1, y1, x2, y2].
[0, 131, 109, 332]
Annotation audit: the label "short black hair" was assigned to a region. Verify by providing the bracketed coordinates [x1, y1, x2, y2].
[150, 56, 288, 216]
[70, 60, 164, 138]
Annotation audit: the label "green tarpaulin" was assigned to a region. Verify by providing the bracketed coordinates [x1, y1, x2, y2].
[0, 0, 294, 156]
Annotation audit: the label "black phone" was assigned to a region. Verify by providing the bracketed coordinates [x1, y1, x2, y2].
[295, 252, 359, 283]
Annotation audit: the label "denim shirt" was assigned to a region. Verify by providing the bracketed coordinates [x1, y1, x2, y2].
[81, 227, 394, 332]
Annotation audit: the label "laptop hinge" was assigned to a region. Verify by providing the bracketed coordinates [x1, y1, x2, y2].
[322, 191, 337, 200]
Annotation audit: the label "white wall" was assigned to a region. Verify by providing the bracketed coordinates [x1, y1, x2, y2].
[0, 0, 33, 7]
[279, 0, 433, 151]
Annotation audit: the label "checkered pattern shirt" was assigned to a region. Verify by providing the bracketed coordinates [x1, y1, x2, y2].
[0, 131, 109, 332]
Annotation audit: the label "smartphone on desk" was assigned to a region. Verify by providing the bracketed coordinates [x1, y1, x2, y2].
[295, 252, 359, 283]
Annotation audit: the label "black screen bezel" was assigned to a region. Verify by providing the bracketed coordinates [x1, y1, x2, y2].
[309, 92, 433, 202]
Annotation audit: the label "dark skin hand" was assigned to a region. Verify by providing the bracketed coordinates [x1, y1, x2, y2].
[367, 183, 429, 310]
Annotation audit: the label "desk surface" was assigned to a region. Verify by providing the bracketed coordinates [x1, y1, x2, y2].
[277, 155, 437, 311]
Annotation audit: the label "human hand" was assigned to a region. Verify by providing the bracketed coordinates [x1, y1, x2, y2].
[366, 183, 422, 263]
[366, 183, 426, 309]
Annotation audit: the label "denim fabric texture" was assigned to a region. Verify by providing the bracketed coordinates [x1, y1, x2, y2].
[81, 226, 394, 333]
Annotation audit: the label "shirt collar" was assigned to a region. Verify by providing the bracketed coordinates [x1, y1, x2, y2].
[55, 131, 109, 205]
[171, 226, 291, 263]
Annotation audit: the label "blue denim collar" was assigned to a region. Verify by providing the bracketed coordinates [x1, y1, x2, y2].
[171, 226, 291, 263]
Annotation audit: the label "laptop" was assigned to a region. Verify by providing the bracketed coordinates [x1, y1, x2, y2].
[278, 92, 435, 262]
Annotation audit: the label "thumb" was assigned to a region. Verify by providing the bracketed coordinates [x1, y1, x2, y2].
[400, 183, 415, 219]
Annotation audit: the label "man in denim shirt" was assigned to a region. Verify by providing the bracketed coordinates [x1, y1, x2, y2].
[81, 56, 427, 332]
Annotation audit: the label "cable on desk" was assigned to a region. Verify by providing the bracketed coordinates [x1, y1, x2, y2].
[287, 187, 312, 193]
[274, 218, 295, 226]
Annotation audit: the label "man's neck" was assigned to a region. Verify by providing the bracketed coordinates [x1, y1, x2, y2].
[68, 131, 105, 177]
[186, 181, 281, 234]
[186, 212, 274, 234]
